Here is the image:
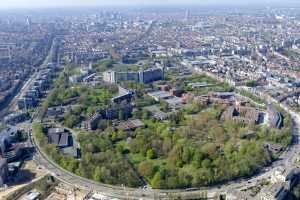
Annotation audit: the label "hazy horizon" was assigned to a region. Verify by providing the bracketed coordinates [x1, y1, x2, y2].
[1, 0, 300, 9]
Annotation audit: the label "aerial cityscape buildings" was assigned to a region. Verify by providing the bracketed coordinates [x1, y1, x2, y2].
[1, 2, 300, 200]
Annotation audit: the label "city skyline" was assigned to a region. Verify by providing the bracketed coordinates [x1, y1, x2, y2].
[1, 0, 300, 9]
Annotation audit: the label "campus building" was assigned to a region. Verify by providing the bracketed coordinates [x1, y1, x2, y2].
[103, 67, 164, 84]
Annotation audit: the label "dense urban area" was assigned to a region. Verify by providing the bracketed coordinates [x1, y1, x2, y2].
[1, 5, 300, 200]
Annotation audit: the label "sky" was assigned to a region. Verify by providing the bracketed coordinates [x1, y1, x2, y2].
[1, 0, 300, 9]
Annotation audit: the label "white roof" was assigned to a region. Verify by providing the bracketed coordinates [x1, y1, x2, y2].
[89, 193, 109, 200]
[26, 192, 40, 200]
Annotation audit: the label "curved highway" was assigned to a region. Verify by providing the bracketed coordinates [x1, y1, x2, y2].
[28, 94, 300, 200]
[27, 56, 300, 200]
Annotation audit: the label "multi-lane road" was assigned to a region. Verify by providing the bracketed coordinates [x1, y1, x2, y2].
[0, 37, 57, 119]
[0, 71, 39, 119]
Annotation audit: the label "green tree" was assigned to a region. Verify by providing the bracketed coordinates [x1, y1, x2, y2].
[160, 100, 169, 112]
[116, 142, 126, 154]
[192, 149, 205, 168]
[138, 161, 155, 178]
[142, 109, 151, 120]
[147, 149, 156, 159]
[151, 172, 162, 188]
[182, 147, 192, 164]
[201, 159, 211, 169]
[93, 166, 102, 181]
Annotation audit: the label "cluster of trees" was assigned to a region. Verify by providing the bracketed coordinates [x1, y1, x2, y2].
[34, 102, 292, 189]
[125, 111, 275, 189]
[121, 81, 148, 91]
[55, 84, 117, 128]
[33, 123, 76, 170]
[92, 59, 115, 72]
[76, 132, 142, 186]
[182, 101, 205, 115]
[255, 116, 292, 148]
[35, 176, 58, 196]
[33, 123, 80, 174]
[92, 59, 143, 73]
[41, 70, 118, 127]
[134, 93, 156, 108]
[283, 49, 300, 62]
[35, 68, 292, 189]
[170, 74, 233, 95]
[238, 90, 266, 105]
[58, 85, 116, 113]
[33, 122, 142, 187]
[246, 80, 259, 87]
[63, 105, 82, 128]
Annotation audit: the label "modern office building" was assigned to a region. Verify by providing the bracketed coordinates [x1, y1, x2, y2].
[103, 67, 163, 84]
[17, 97, 37, 110]
[4, 111, 30, 125]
